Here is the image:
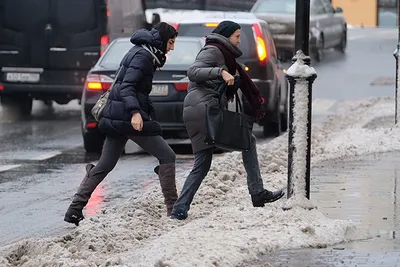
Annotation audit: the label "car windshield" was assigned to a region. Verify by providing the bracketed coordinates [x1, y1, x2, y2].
[99, 38, 203, 67]
[252, 0, 295, 14]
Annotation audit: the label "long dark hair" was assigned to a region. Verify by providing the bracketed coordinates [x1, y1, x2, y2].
[154, 22, 178, 53]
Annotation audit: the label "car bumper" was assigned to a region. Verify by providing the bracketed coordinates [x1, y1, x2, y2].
[0, 83, 83, 98]
[153, 102, 186, 131]
[82, 101, 186, 133]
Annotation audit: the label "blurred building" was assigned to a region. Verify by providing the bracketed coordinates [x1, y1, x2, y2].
[332, 0, 398, 27]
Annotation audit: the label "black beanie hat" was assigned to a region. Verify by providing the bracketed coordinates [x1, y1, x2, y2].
[212, 20, 241, 38]
[154, 22, 178, 53]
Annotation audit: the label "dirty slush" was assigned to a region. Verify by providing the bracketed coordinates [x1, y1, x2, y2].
[2, 97, 398, 266]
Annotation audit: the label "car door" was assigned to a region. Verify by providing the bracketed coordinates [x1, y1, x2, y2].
[47, 0, 107, 71]
[311, 0, 332, 47]
[319, 0, 338, 47]
[0, 0, 50, 69]
[322, 0, 345, 46]
[260, 23, 282, 104]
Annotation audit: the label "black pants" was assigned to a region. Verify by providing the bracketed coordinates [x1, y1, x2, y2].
[90, 134, 176, 176]
[68, 134, 176, 212]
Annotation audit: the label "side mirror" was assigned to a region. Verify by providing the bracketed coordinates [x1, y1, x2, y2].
[152, 13, 161, 25]
[335, 7, 343, 13]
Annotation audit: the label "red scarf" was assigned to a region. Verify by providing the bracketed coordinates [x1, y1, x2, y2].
[206, 41, 265, 121]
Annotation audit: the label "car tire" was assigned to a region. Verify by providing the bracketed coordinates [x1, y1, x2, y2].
[43, 100, 53, 107]
[1, 96, 32, 116]
[83, 131, 105, 154]
[280, 81, 289, 132]
[281, 103, 288, 132]
[263, 90, 282, 137]
[335, 30, 347, 53]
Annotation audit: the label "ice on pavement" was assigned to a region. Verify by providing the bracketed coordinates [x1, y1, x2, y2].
[2, 96, 399, 267]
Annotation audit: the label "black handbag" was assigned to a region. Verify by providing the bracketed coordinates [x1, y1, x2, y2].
[204, 81, 254, 151]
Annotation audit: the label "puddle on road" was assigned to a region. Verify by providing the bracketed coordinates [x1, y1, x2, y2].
[257, 151, 400, 266]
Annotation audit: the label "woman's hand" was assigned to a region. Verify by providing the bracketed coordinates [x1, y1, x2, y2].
[131, 112, 143, 131]
[221, 70, 235, 86]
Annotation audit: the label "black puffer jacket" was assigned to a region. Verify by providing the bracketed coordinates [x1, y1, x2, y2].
[98, 29, 163, 137]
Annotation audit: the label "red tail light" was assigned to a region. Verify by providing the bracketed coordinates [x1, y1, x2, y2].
[0, 84, 4, 91]
[86, 122, 98, 129]
[174, 82, 188, 91]
[100, 35, 109, 56]
[85, 74, 113, 91]
[252, 23, 268, 64]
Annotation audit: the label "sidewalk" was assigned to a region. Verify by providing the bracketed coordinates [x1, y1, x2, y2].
[259, 151, 400, 266]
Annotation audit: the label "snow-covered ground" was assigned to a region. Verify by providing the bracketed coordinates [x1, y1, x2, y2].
[1, 96, 398, 267]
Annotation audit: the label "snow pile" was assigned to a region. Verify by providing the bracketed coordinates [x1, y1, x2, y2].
[285, 51, 317, 78]
[1, 97, 398, 267]
[312, 97, 399, 161]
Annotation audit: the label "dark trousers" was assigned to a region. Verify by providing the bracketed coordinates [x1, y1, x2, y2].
[68, 134, 176, 211]
[90, 135, 176, 176]
[172, 134, 264, 215]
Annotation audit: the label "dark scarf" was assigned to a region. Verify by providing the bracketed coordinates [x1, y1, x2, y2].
[205, 40, 265, 121]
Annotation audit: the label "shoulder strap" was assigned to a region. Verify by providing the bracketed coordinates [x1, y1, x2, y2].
[109, 48, 142, 92]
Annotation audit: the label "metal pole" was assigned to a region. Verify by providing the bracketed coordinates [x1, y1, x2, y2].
[294, 0, 311, 54]
[286, 0, 316, 203]
[395, 0, 400, 124]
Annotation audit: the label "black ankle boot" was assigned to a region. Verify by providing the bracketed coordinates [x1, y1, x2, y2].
[64, 208, 85, 226]
[154, 165, 160, 175]
[170, 211, 188, 220]
[251, 189, 285, 207]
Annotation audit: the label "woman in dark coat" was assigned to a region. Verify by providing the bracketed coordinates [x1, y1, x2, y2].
[64, 22, 179, 226]
[170, 21, 284, 220]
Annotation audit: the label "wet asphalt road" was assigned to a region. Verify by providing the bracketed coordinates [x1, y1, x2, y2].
[0, 27, 397, 247]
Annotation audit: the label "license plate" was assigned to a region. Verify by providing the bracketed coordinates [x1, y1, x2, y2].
[6, 72, 40, 83]
[150, 84, 168, 96]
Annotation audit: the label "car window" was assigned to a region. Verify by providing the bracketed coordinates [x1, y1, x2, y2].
[320, 0, 334, 14]
[251, 0, 295, 14]
[99, 39, 203, 67]
[177, 24, 256, 59]
[52, 0, 98, 32]
[311, 0, 327, 15]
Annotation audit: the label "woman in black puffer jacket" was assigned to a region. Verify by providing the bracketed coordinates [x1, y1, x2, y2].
[64, 22, 179, 226]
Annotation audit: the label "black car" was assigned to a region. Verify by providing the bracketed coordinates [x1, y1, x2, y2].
[0, 0, 108, 115]
[172, 11, 289, 137]
[81, 36, 205, 153]
[0, 0, 159, 116]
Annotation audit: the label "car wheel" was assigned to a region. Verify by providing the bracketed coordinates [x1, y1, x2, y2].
[83, 131, 105, 154]
[263, 91, 282, 137]
[281, 103, 288, 132]
[335, 31, 347, 53]
[313, 35, 324, 62]
[1, 96, 33, 116]
[43, 100, 53, 107]
[280, 81, 289, 132]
